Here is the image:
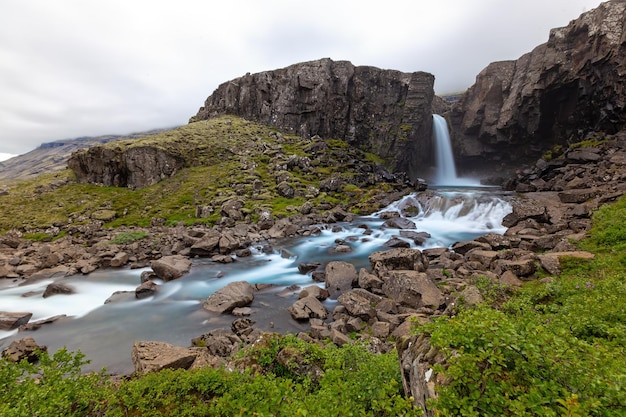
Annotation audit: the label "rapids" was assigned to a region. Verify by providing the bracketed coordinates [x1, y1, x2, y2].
[0, 189, 512, 374]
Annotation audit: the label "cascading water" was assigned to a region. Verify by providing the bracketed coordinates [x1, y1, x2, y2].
[0, 187, 511, 373]
[432, 114, 479, 187]
[432, 114, 458, 185]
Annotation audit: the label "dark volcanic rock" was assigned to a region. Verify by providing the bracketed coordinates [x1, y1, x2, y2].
[190, 58, 436, 177]
[68, 145, 185, 189]
[450, 2, 626, 179]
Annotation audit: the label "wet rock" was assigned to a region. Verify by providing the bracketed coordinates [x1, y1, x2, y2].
[400, 230, 431, 245]
[298, 262, 321, 274]
[202, 281, 254, 314]
[135, 280, 158, 299]
[383, 238, 411, 248]
[298, 285, 329, 301]
[382, 217, 417, 230]
[0, 311, 33, 330]
[150, 255, 192, 281]
[2, 337, 47, 363]
[42, 282, 75, 298]
[19, 315, 68, 331]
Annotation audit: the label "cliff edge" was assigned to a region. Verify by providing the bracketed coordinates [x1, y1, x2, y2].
[451, 0, 626, 179]
[190, 58, 436, 179]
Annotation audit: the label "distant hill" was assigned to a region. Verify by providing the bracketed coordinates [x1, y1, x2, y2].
[0, 129, 172, 182]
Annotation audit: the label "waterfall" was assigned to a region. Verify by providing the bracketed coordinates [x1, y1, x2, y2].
[432, 114, 458, 185]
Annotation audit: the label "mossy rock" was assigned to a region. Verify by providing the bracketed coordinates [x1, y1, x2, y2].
[91, 209, 117, 222]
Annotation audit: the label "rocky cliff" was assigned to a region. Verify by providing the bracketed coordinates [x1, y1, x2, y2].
[450, 0, 626, 180]
[68, 145, 186, 188]
[0, 130, 167, 182]
[190, 58, 436, 178]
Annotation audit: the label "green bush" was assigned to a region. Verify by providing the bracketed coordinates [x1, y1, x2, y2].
[0, 349, 110, 417]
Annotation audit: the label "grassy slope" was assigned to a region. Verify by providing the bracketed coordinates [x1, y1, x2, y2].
[424, 196, 626, 416]
[0, 116, 398, 235]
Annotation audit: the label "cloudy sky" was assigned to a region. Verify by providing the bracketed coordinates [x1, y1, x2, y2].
[0, 0, 604, 160]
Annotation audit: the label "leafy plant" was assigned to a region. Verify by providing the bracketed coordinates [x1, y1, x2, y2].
[0, 349, 110, 417]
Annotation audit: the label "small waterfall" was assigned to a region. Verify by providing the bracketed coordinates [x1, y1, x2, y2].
[432, 114, 459, 186]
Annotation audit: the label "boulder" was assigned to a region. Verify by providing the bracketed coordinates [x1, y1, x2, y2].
[193, 328, 243, 357]
[2, 337, 47, 363]
[369, 248, 428, 276]
[382, 217, 417, 230]
[325, 261, 357, 298]
[150, 255, 192, 281]
[135, 280, 158, 299]
[0, 311, 33, 330]
[287, 296, 328, 321]
[336, 290, 377, 320]
[381, 270, 443, 309]
[42, 282, 75, 298]
[203, 281, 254, 314]
[298, 285, 329, 300]
[218, 232, 240, 254]
[189, 232, 221, 257]
[110, 251, 129, 267]
[132, 341, 197, 374]
[357, 268, 383, 291]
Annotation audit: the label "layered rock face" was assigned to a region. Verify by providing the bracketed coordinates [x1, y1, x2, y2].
[191, 58, 436, 177]
[68, 145, 185, 188]
[450, 1, 626, 179]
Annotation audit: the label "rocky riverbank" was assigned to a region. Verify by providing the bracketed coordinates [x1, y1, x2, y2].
[3, 130, 626, 415]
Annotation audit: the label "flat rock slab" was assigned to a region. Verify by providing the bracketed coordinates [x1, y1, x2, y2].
[203, 281, 254, 314]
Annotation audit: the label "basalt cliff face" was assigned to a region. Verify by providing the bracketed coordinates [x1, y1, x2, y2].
[190, 58, 436, 178]
[68, 145, 185, 188]
[450, 0, 626, 180]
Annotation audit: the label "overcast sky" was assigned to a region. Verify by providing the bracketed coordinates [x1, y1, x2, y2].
[0, 0, 605, 160]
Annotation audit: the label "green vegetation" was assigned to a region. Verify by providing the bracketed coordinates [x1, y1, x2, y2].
[0, 116, 401, 235]
[110, 231, 148, 245]
[0, 336, 419, 416]
[418, 195, 626, 416]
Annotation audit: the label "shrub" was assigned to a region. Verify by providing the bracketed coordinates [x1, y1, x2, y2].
[0, 349, 110, 417]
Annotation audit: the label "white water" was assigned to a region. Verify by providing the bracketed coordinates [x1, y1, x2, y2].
[432, 114, 480, 187]
[0, 190, 512, 373]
